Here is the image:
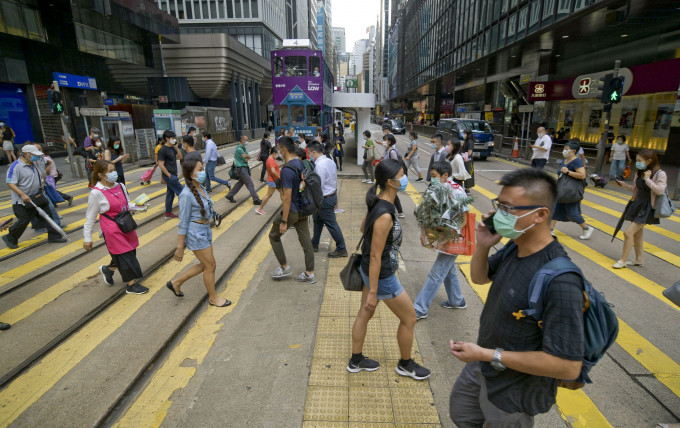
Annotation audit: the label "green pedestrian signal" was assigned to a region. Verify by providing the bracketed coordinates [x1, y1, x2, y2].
[51, 90, 64, 114]
[55, 102, 64, 113]
[608, 77, 624, 104]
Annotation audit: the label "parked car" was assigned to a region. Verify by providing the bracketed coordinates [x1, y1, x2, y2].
[436, 118, 494, 160]
[383, 118, 406, 134]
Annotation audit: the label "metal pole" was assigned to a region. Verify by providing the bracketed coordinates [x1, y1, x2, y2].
[61, 116, 77, 179]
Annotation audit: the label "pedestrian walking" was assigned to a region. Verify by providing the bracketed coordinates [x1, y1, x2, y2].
[181, 135, 202, 164]
[104, 138, 129, 185]
[608, 135, 632, 180]
[256, 145, 281, 216]
[361, 130, 375, 184]
[83, 127, 100, 155]
[462, 130, 474, 161]
[202, 132, 231, 193]
[613, 150, 667, 269]
[258, 132, 271, 183]
[530, 126, 552, 170]
[404, 130, 424, 181]
[268, 136, 316, 284]
[347, 159, 431, 380]
[550, 140, 594, 240]
[42, 147, 73, 205]
[297, 133, 307, 149]
[157, 130, 184, 218]
[2, 122, 16, 163]
[426, 134, 448, 182]
[332, 128, 344, 171]
[383, 134, 406, 218]
[447, 140, 471, 187]
[166, 158, 231, 307]
[297, 147, 315, 171]
[225, 135, 261, 205]
[84, 160, 148, 294]
[450, 168, 584, 426]
[3, 145, 67, 249]
[86, 137, 104, 188]
[308, 141, 347, 258]
[414, 161, 469, 320]
[29, 144, 64, 231]
[321, 132, 333, 159]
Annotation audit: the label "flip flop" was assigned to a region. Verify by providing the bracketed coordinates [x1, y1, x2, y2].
[166, 281, 184, 297]
[209, 299, 232, 307]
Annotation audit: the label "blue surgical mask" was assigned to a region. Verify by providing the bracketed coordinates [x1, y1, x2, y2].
[30, 155, 41, 162]
[492, 208, 540, 239]
[106, 171, 118, 182]
[113, 144, 120, 150]
[635, 161, 646, 170]
[397, 175, 408, 191]
[195, 171, 207, 183]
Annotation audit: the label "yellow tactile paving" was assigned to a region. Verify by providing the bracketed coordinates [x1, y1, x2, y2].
[303, 179, 441, 427]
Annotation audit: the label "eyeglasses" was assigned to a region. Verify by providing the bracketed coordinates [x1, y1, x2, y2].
[491, 198, 545, 216]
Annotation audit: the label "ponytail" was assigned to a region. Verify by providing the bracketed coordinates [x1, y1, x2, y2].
[365, 183, 380, 211]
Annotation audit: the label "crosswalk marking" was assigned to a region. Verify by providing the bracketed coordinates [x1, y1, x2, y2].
[0, 189, 264, 427]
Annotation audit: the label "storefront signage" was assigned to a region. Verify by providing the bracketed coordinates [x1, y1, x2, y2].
[159, 95, 168, 103]
[53, 72, 97, 90]
[104, 98, 114, 105]
[484, 104, 491, 111]
[528, 79, 572, 102]
[79, 107, 108, 116]
[518, 105, 534, 113]
[520, 73, 534, 84]
[571, 68, 633, 99]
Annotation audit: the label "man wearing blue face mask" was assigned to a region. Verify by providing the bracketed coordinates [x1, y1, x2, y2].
[3, 145, 67, 249]
[449, 168, 585, 426]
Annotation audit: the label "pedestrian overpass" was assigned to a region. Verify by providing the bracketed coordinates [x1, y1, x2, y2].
[332, 92, 375, 165]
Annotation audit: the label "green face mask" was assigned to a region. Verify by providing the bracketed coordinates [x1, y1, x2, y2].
[430, 177, 441, 185]
[492, 208, 541, 239]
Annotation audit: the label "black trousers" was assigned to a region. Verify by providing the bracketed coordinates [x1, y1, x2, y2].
[8, 203, 62, 244]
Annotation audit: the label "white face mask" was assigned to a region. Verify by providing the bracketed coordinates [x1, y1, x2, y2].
[562, 149, 571, 158]
[170, 139, 177, 145]
[95, 142, 102, 147]
[93, 134, 99, 138]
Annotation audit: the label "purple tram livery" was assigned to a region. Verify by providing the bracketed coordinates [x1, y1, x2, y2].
[271, 41, 334, 138]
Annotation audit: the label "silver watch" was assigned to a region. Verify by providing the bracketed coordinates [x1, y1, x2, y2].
[490, 347, 506, 371]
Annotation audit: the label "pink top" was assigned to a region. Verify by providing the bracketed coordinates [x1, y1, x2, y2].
[98, 186, 139, 254]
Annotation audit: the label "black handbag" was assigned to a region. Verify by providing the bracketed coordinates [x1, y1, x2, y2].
[101, 187, 137, 233]
[216, 156, 226, 166]
[339, 235, 365, 292]
[29, 192, 50, 208]
[557, 173, 586, 204]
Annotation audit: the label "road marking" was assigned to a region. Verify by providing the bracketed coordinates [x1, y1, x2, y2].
[579, 199, 680, 241]
[113, 232, 272, 427]
[0, 188, 264, 426]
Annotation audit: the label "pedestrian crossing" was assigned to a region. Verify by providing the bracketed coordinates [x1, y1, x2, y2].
[0, 155, 677, 426]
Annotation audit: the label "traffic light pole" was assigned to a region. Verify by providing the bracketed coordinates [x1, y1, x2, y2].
[52, 81, 83, 179]
[595, 60, 621, 175]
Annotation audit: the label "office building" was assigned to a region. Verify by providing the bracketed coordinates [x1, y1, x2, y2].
[333, 27, 346, 53]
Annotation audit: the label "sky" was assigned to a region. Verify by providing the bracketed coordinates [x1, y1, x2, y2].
[331, 0, 381, 52]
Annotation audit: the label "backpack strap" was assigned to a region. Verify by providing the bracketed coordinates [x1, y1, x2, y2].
[520, 257, 584, 322]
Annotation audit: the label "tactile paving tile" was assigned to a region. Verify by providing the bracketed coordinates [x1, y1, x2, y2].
[382, 338, 419, 362]
[304, 386, 350, 422]
[391, 389, 440, 424]
[320, 299, 350, 317]
[302, 422, 348, 428]
[379, 316, 400, 333]
[349, 387, 394, 423]
[317, 317, 351, 336]
[350, 423, 397, 428]
[313, 335, 350, 359]
[309, 358, 350, 387]
[350, 318, 383, 336]
[348, 362, 389, 388]
[395, 424, 442, 428]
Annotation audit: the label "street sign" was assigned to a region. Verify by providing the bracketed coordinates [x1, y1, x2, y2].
[518, 105, 534, 113]
[79, 107, 108, 116]
[159, 95, 168, 103]
[104, 98, 114, 105]
[345, 78, 358, 89]
[520, 73, 535, 84]
[52, 72, 98, 90]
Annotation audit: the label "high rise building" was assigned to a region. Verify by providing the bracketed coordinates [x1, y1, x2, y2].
[308, 0, 318, 48]
[350, 39, 369, 77]
[316, 0, 336, 83]
[285, 0, 309, 40]
[332, 27, 346, 53]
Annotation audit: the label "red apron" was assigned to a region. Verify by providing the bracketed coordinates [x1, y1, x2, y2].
[99, 186, 139, 255]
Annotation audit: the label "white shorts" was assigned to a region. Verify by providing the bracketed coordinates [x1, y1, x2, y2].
[3, 141, 13, 151]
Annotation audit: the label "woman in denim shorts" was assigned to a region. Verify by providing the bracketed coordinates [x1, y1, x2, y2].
[347, 159, 431, 381]
[166, 157, 231, 307]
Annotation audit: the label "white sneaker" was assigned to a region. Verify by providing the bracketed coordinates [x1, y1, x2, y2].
[612, 260, 627, 269]
[579, 226, 594, 240]
[397, 213, 406, 218]
[367, 180, 374, 184]
[334, 208, 345, 214]
[271, 265, 292, 279]
[361, 179, 368, 183]
[295, 272, 317, 284]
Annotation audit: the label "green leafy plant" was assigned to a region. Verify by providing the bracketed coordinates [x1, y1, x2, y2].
[415, 183, 474, 248]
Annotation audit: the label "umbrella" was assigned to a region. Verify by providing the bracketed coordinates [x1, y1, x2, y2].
[611, 200, 633, 242]
[30, 201, 68, 240]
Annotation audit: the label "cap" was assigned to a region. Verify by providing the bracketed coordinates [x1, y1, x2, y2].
[22, 145, 44, 156]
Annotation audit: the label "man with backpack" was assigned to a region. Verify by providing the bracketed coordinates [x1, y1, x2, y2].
[449, 168, 587, 426]
[307, 141, 347, 258]
[269, 136, 317, 284]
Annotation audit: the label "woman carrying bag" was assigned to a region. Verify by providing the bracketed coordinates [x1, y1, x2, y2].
[613, 150, 667, 269]
[84, 160, 148, 295]
[550, 140, 594, 240]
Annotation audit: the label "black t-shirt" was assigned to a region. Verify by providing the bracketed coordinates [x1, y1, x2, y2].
[281, 158, 304, 212]
[361, 200, 402, 279]
[158, 145, 178, 177]
[2, 129, 12, 141]
[479, 240, 584, 416]
[182, 150, 202, 164]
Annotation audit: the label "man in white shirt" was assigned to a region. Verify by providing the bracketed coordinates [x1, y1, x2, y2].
[530, 127, 552, 170]
[307, 141, 347, 258]
[202, 132, 231, 193]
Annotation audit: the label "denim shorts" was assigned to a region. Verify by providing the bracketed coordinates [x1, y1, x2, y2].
[359, 266, 404, 300]
[267, 181, 276, 188]
[185, 221, 212, 251]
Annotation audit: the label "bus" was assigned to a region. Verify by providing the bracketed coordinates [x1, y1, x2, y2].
[271, 40, 334, 138]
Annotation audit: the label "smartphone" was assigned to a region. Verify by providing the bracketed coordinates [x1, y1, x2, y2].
[0, 218, 14, 230]
[482, 212, 497, 234]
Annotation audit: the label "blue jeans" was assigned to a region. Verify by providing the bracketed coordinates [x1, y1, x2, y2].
[164, 174, 183, 213]
[414, 252, 464, 316]
[205, 160, 230, 192]
[609, 159, 626, 179]
[311, 194, 346, 252]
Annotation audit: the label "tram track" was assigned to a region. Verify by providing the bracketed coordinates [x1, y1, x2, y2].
[0, 181, 267, 391]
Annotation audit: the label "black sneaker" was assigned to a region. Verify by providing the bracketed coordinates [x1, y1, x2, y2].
[253, 200, 262, 205]
[126, 283, 149, 295]
[0, 322, 10, 330]
[312, 246, 319, 252]
[226, 196, 236, 203]
[67, 196, 74, 207]
[2, 235, 18, 249]
[395, 359, 431, 380]
[347, 356, 380, 373]
[328, 249, 348, 258]
[99, 265, 115, 286]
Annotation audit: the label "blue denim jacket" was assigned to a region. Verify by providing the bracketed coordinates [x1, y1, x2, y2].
[178, 185, 215, 235]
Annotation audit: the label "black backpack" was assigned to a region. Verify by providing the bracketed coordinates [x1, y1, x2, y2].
[282, 163, 323, 217]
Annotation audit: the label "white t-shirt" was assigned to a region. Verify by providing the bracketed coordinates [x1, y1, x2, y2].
[532, 134, 552, 160]
[611, 142, 629, 160]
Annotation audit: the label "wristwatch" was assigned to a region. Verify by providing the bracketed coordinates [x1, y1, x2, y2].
[281, 219, 287, 224]
[490, 348, 506, 371]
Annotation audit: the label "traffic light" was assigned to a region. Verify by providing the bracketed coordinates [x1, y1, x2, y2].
[599, 74, 613, 104]
[609, 77, 624, 103]
[51, 90, 64, 114]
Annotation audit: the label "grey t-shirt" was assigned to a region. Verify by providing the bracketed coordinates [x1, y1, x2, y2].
[479, 240, 584, 416]
[7, 159, 43, 205]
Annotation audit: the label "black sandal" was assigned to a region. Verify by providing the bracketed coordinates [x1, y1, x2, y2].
[209, 299, 232, 307]
[166, 281, 184, 297]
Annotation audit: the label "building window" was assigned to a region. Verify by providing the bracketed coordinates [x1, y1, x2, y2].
[75, 23, 145, 66]
[290, 106, 305, 126]
[557, 0, 571, 19]
[307, 105, 320, 126]
[285, 56, 307, 77]
[276, 105, 289, 126]
[0, 0, 46, 41]
[251, 0, 257, 18]
[235, 0, 242, 18]
[309, 56, 321, 76]
[517, 6, 528, 35]
[243, 0, 250, 18]
[574, 0, 590, 11]
[528, 0, 541, 33]
[227, 0, 233, 17]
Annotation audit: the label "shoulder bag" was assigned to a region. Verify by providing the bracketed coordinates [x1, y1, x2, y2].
[557, 163, 586, 204]
[100, 186, 137, 234]
[654, 172, 675, 218]
[340, 234, 365, 292]
[216, 155, 226, 166]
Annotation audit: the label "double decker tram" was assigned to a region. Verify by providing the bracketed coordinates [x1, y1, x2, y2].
[271, 40, 334, 137]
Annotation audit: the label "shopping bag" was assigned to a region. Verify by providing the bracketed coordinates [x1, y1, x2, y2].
[424, 212, 476, 256]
